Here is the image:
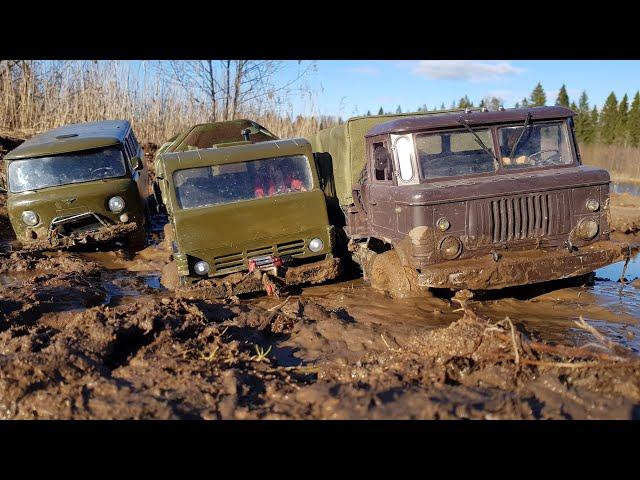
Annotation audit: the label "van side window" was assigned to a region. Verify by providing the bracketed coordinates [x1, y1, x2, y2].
[373, 143, 392, 182]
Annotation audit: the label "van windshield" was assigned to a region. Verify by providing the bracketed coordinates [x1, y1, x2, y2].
[8, 146, 127, 193]
[173, 154, 313, 209]
[416, 128, 497, 180]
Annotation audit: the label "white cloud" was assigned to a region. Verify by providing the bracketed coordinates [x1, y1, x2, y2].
[345, 65, 380, 76]
[410, 60, 524, 82]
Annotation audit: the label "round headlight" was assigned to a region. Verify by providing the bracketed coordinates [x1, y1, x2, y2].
[21, 210, 39, 226]
[193, 261, 210, 276]
[436, 217, 450, 232]
[308, 237, 324, 253]
[439, 236, 462, 260]
[108, 196, 125, 213]
[576, 219, 599, 240]
[586, 199, 600, 212]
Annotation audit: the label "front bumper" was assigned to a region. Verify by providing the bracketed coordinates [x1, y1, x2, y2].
[20, 220, 138, 251]
[178, 256, 342, 299]
[417, 240, 630, 290]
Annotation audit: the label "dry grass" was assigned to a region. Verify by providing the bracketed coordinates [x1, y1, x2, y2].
[0, 60, 338, 144]
[580, 142, 640, 184]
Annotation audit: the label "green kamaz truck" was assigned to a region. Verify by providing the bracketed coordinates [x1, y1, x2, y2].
[155, 120, 340, 295]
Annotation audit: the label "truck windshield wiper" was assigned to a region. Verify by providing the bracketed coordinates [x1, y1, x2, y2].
[457, 117, 499, 163]
[508, 112, 532, 159]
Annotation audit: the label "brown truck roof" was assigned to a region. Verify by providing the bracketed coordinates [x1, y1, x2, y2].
[365, 106, 576, 137]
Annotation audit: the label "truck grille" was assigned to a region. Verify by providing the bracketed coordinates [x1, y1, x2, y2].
[212, 239, 306, 275]
[469, 191, 570, 245]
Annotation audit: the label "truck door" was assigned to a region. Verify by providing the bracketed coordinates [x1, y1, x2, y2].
[367, 141, 397, 239]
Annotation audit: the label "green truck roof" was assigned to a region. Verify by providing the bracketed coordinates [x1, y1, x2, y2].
[162, 119, 278, 154]
[4, 120, 131, 161]
[307, 109, 472, 206]
[158, 138, 312, 180]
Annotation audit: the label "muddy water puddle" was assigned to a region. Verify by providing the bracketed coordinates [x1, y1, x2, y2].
[612, 182, 640, 196]
[276, 253, 640, 355]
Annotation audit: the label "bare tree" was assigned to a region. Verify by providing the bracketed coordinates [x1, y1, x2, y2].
[163, 60, 315, 122]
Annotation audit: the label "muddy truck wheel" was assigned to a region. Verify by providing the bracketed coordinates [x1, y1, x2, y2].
[161, 261, 185, 290]
[366, 249, 427, 299]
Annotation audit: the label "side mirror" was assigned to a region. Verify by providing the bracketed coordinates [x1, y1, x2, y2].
[132, 156, 144, 171]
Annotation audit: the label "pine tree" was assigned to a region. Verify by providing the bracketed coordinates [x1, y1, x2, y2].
[521, 97, 530, 107]
[628, 91, 640, 147]
[514, 101, 520, 109]
[377, 107, 384, 115]
[458, 95, 473, 109]
[600, 92, 619, 145]
[570, 101, 577, 111]
[575, 91, 596, 144]
[617, 94, 629, 145]
[396, 105, 402, 114]
[440, 102, 446, 110]
[590, 106, 600, 142]
[479, 99, 486, 109]
[555, 84, 570, 107]
[530, 82, 547, 107]
[366, 110, 371, 116]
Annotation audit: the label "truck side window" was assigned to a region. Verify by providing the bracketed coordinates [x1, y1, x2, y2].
[373, 143, 392, 181]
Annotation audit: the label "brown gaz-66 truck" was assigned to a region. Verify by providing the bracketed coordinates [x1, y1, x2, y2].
[309, 106, 629, 294]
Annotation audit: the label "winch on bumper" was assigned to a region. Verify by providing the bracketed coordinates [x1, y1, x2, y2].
[417, 240, 630, 290]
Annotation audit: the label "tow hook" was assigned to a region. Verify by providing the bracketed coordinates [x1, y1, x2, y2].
[490, 250, 501, 262]
[564, 240, 576, 252]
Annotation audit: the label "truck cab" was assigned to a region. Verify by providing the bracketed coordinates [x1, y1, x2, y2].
[311, 107, 628, 291]
[157, 134, 340, 293]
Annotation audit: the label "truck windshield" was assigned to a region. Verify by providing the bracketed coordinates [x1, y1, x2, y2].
[498, 121, 573, 169]
[416, 128, 497, 180]
[8, 146, 127, 193]
[173, 154, 313, 209]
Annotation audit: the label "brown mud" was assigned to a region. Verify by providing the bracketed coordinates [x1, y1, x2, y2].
[0, 135, 639, 418]
[611, 192, 640, 236]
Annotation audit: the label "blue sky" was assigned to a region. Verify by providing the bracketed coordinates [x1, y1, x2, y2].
[278, 60, 640, 117]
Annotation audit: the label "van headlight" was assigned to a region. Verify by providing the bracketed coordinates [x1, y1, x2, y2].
[21, 210, 39, 226]
[309, 238, 324, 253]
[193, 261, 210, 276]
[108, 196, 125, 213]
[576, 218, 599, 240]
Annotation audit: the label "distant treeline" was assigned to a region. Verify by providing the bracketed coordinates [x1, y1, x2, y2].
[367, 83, 640, 149]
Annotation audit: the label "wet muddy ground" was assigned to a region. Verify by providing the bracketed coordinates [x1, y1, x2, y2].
[0, 203, 639, 419]
[1, 134, 639, 419]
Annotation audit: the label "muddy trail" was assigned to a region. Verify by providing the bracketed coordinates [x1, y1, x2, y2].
[1, 134, 640, 418]
[0, 221, 639, 418]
